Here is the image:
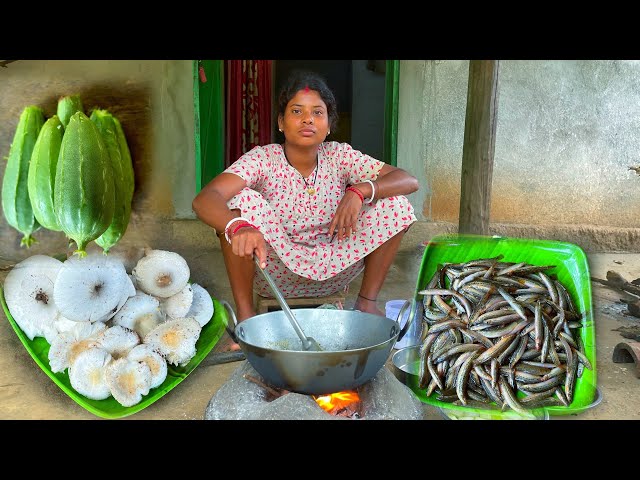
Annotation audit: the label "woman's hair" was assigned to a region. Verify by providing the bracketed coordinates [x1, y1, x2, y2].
[277, 70, 339, 132]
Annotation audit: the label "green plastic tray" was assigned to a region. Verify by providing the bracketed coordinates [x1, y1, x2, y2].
[0, 285, 227, 419]
[407, 233, 597, 418]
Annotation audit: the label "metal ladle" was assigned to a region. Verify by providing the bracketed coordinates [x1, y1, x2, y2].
[254, 255, 322, 351]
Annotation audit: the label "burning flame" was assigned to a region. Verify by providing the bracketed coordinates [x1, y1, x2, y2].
[313, 391, 360, 414]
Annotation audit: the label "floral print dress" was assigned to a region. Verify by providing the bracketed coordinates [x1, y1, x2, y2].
[223, 141, 417, 298]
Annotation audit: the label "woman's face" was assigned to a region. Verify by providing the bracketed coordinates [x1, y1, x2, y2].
[278, 89, 330, 146]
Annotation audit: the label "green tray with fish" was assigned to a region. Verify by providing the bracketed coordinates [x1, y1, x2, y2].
[0, 286, 227, 419]
[402, 234, 597, 418]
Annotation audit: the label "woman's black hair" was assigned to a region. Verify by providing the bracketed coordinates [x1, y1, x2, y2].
[277, 70, 339, 132]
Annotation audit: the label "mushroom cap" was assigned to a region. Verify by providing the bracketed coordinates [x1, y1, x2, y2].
[112, 292, 165, 340]
[53, 252, 130, 322]
[68, 347, 113, 400]
[48, 322, 107, 373]
[95, 325, 140, 359]
[95, 255, 136, 323]
[186, 283, 214, 327]
[42, 318, 62, 345]
[105, 357, 152, 407]
[48, 332, 78, 373]
[54, 315, 84, 335]
[9, 273, 58, 340]
[5, 254, 63, 286]
[127, 344, 168, 389]
[3, 255, 63, 340]
[161, 284, 193, 319]
[69, 320, 108, 341]
[132, 250, 190, 298]
[144, 317, 201, 366]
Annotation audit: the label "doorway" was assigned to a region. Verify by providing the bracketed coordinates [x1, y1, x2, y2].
[273, 60, 387, 161]
[194, 60, 398, 192]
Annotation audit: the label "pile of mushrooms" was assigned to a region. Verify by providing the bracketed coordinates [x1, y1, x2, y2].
[3, 249, 215, 407]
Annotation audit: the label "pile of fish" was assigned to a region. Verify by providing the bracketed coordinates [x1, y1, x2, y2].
[416, 255, 592, 415]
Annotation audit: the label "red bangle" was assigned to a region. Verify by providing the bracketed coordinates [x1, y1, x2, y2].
[231, 222, 257, 237]
[346, 186, 364, 204]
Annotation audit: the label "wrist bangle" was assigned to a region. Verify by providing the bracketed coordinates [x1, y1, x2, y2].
[346, 186, 365, 204]
[231, 222, 257, 237]
[363, 179, 376, 204]
[224, 217, 250, 243]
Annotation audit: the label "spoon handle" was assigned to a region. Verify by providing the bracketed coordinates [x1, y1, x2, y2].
[253, 255, 311, 348]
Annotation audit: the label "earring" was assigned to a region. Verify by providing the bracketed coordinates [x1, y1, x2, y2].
[279, 129, 283, 132]
[327, 130, 330, 135]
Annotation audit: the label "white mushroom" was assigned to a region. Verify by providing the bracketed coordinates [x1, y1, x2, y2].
[68, 347, 113, 400]
[70, 320, 109, 340]
[42, 318, 63, 345]
[48, 321, 107, 373]
[53, 315, 83, 335]
[161, 284, 193, 319]
[127, 344, 168, 389]
[144, 317, 201, 367]
[96, 254, 136, 323]
[95, 325, 140, 359]
[112, 292, 166, 340]
[105, 357, 152, 407]
[132, 249, 190, 298]
[53, 252, 131, 322]
[3, 255, 63, 340]
[186, 283, 215, 327]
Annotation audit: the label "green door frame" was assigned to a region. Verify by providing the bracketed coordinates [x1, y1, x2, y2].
[194, 59, 400, 191]
[194, 60, 225, 193]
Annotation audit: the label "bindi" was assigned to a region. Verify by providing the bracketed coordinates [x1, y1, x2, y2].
[304, 86, 310, 93]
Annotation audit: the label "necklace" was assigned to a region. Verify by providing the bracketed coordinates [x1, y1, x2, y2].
[283, 149, 319, 195]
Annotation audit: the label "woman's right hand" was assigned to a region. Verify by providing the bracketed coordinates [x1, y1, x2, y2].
[230, 225, 268, 269]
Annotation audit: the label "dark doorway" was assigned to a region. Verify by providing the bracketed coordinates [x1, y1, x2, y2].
[273, 60, 387, 161]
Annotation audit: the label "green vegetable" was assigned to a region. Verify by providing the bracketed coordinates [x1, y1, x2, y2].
[90, 109, 134, 253]
[57, 94, 84, 129]
[1, 105, 45, 247]
[54, 111, 114, 257]
[28, 115, 64, 231]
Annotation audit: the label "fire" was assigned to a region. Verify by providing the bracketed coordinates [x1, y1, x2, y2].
[313, 390, 360, 414]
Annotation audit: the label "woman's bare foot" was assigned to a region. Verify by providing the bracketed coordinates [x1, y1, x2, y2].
[353, 296, 385, 317]
[213, 333, 241, 353]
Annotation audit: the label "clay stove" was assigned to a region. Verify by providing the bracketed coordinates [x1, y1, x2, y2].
[204, 361, 426, 420]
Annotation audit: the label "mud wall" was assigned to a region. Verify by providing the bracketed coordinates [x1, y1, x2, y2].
[2, 59, 639, 272]
[397, 60, 640, 251]
[0, 60, 204, 269]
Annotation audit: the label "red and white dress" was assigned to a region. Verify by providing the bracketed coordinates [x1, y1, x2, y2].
[223, 141, 417, 298]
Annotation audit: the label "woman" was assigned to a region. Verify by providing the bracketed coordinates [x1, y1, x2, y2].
[193, 70, 419, 347]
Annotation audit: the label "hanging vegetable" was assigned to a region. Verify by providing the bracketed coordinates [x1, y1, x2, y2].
[28, 115, 64, 232]
[90, 109, 134, 254]
[57, 94, 84, 129]
[54, 111, 115, 257]
[1, 105, 45, 247]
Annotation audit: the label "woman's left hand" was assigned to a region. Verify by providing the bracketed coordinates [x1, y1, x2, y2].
[328, 188, 363, 242]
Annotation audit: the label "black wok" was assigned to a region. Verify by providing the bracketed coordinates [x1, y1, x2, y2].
[222, 299, 418, 395]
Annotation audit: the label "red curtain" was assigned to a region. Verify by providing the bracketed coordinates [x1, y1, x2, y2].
[225, 60, 273, 167]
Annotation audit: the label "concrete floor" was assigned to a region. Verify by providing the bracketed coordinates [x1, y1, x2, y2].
[1, 241, 639, 420]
